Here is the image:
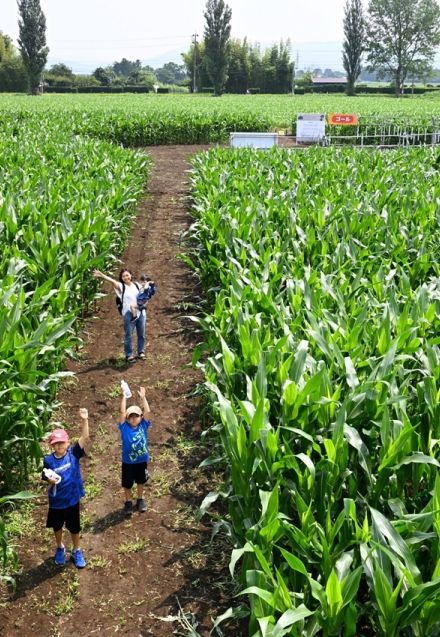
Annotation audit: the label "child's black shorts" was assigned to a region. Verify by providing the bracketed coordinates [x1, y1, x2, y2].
[121, 461, 148, 488]
[46, 502, 81, 534]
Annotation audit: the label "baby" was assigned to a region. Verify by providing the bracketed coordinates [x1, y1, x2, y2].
[130, 275, 156, 323]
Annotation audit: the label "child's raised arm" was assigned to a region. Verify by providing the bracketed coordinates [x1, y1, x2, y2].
[138, 386, 151, 416]
[120, 390, 127, 423]
[78, 408, 90, 449]
[145, 281, 156, 299]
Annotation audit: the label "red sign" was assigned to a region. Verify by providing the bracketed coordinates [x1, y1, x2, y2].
[328, 113, 358, 125]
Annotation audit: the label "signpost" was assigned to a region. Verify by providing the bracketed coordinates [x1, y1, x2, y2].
[296, 113, 326, 142]
[328, 113, 358, 125]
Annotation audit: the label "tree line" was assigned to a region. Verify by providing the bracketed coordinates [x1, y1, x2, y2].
[0, 34, 189, 93]
[343, 0, 440, 96]
[1, 0, 440, 97]
[198, 0, 440, 97]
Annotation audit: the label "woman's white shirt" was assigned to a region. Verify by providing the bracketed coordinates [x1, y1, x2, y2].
[121, 282, 139, 315]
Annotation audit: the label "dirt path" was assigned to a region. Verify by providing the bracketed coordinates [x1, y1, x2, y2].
[0, 145, 236, 637]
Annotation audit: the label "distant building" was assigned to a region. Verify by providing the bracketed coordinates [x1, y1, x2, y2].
[312, 76, 347, 86]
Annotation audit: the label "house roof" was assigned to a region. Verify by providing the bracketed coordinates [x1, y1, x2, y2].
[312, 76, 347, 84]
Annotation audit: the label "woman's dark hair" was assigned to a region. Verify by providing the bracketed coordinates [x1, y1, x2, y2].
[119, 269, 133, 282]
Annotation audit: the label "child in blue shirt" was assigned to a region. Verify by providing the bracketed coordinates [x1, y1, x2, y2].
[42, 408, 89, 568]
[118, 386, 151, 516]
[130, 275, 156, 323]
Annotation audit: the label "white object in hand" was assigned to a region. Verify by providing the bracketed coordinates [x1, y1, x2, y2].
[43, 468, 61, 483]
[121, 380, 132, 398]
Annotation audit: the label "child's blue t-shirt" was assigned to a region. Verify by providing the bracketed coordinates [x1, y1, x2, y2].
[43, 443, 85, 509]
[118, 418, 151, 464]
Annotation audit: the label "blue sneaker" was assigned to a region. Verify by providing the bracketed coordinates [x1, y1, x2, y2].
[54, 546, 65, 565]
[71, 548, 86, 569]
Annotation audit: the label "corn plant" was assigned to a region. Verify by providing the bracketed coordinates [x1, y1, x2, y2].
[188, 145, 440, 635]
[0, 491, 35, 586]
[0, 117, 149, 493]
[2, 93, 440, 137]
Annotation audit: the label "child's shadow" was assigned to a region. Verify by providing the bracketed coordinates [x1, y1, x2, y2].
[76, 357, 129, 373]
[10, 512, 125, 599]
[8, 557, 62, 600]
[85, 508, 126, 534]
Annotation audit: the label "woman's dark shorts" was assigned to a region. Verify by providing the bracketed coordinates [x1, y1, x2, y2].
[46, 502, 81, 534]
[122, 461, 148, 488]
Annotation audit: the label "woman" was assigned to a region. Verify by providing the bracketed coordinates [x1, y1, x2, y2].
[93, 268, 146, 362]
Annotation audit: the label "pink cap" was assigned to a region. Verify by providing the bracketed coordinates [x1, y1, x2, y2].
[49, 428, 70, 445]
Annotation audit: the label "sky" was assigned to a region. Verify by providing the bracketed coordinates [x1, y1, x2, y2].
[1, 0, 350, 72]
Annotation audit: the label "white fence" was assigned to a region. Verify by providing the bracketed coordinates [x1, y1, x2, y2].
[321, 116, 440, 148]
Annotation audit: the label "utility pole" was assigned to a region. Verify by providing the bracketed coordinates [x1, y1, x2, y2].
[291, 53, 295, 96]
[192, 33, 198, 93]
[291, 50, 299, 96]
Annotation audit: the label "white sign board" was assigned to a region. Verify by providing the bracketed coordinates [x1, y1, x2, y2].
[230, 132, 278, 149]
[296, 113, 326, 142]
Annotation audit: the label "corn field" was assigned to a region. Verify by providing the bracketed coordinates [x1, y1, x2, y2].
[187, 146, 440, 636]
[2, 93, 440, 143]
[2, 92, 440, 622]
[0, 117, 148, 496]
[0, 97, 272, 146]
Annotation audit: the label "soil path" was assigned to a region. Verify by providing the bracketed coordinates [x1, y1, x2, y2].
[0, 145, 234, 637]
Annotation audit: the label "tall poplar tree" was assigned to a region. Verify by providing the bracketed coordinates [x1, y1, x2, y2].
[203, 0, 232, 96]
[342, 0, 364, 96]
[366, 0, 440, 96]
[17, 0, 49, 94]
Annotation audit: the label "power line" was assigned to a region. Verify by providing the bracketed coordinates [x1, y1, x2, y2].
[47, 34, 192, 44]
[48, 44, 188, 52]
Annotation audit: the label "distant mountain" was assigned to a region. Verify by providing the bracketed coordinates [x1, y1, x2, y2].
[46, 41, 440, 75]
[141, 48, 184, 68]
[290, 41, 344, 71]
[47, 48, 185, 74]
